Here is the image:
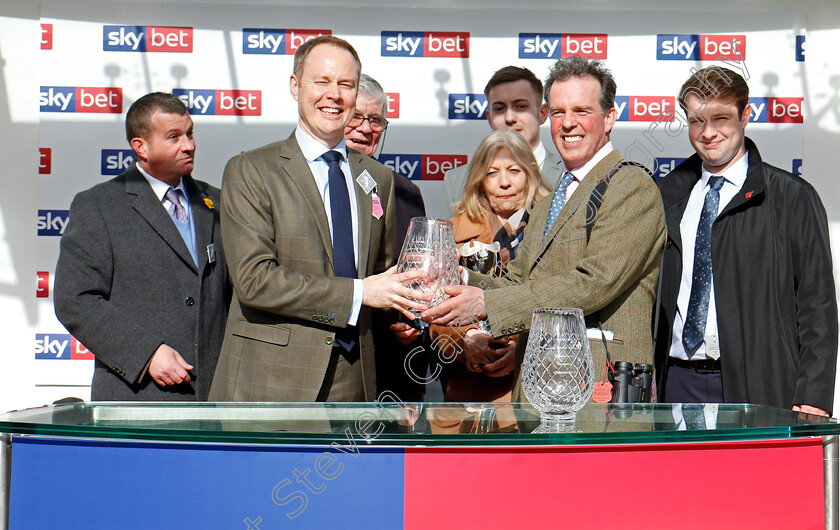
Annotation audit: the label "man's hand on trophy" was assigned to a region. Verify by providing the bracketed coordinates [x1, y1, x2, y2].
[363, 266, 430, 320]
[421, 285, 487, 326]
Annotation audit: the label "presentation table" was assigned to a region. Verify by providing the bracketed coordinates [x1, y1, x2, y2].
[0, 401, 837, 529]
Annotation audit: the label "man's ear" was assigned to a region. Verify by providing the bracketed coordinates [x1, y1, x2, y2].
[129, 137, 146, 162]
[538, 102, 548, 125]
[740, 103, 752, 127]
[290, 74, 299, 101]
[603, 106, 617, 135]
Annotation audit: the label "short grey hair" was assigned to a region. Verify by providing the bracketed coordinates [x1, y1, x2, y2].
[543, 56, 617, 114]
[358, 73, 388, 116]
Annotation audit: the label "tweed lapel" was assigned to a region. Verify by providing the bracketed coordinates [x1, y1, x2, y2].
[280, 136, 335, 270]
[184, 175, 213, 274]
[348, 150, 372, 275]
[125, 164, 198, 274]
[532, 150, 623, 269]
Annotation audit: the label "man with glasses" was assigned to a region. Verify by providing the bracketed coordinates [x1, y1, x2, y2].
[344, 74, 428, 401]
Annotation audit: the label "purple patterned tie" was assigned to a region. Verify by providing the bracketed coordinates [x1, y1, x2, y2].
[165, 187, 188, 223]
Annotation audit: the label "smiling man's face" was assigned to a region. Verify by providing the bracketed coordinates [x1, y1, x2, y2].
[548, 75, 615, 171]
[344, 93, 385, 157]
[290, 42, 359, 148]
[685, 94, 750, 174]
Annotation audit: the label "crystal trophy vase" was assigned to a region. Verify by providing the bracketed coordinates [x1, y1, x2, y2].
[396, 217, 460, 326]
[521, 308, 594, 430]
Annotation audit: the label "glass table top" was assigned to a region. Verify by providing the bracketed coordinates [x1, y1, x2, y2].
[0, 402, 838, 446]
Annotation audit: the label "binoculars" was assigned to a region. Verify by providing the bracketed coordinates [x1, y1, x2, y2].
[609, 361, 653, 403]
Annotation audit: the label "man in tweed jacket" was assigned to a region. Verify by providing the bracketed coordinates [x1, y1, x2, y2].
[423, 57, 666, 402]
[210, 36, 423, 402]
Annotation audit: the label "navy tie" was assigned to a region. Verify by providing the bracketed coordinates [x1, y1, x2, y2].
[543, 171, 576, 241]
[682, 175, 725, 352]
[322, 150, 359, 363]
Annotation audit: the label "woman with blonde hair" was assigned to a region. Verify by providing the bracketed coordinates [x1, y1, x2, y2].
[436, 129, 550, 403]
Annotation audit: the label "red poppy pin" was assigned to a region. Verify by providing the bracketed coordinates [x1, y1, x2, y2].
[745, 191, 753, 199]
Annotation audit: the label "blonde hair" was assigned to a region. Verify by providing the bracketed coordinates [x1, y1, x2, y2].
[454, 130, 550, 223]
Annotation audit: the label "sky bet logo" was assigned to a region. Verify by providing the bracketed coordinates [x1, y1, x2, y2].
[35, 334, 93, 360]
[37, 271, 50, 298]
[448, 93, 487, 120]
[379, 154, 467, 181]
[242, 28, 330, 55]
[39, 148, 51, 174]
[657, 34, 746, 60]
[41, 23, 52, 50]
[653, 158, 687, 180]
[40, 86, 123, 114]
[519, 33, 607, 59]
[614, 96, 676, 122]
[747, 97, 803, 123]
[174, 89, 261, 116]
[38, 210, 69, 236]
[796, 36, 805, 62]
[386, 93, 400, 119]
[102, 149, 135, 175]
[381, 31, 469, 58]
[103, 25, 193, 52]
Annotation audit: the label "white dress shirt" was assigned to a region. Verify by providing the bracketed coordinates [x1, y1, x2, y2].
[295, 127, 363, 326]
[669, 153, 748, 360]
[561, 141, 614, 200]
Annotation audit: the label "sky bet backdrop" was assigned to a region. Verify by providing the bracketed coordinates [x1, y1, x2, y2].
[35, 2, 805, 388]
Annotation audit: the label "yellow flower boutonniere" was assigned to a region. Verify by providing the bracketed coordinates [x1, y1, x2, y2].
[204, 197, 215, 210]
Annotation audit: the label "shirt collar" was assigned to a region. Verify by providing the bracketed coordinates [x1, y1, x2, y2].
[532, 141, 547, 167]
[700, 150, 749, 189]
[563, 141, 614, 182]
[136, 163, 185, 202]
[295, 127, 349, 164]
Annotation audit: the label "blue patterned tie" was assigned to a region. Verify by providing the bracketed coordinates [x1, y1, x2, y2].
[681, 403, 707, 430]
[682, 175, 725, 352]
[543, 171, 576, 241]
[322, 150, 359, 362]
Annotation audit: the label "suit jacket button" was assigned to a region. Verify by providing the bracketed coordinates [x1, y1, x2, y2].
[185, 297, 195, 306]
[325, 337, 334, 345]
[329, 318, 335, 324]
[665, 240, 673, 248]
